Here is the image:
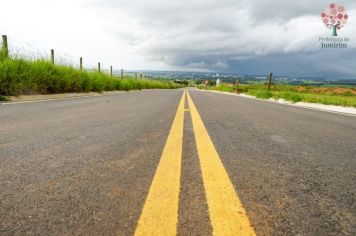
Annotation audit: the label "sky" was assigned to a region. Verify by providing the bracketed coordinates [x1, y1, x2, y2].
[1, 0, 356, 78]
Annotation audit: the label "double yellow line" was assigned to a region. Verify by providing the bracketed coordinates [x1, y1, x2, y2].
[134, 90, 255, 236]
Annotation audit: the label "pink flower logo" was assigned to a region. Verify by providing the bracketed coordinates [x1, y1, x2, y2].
[321, 3, 348, 36]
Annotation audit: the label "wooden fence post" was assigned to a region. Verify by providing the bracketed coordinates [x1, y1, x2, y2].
[98, 62, 101, 73]
[110, 66, 113, 77]
[121, 69, 123, 79]
[235, 79, 239, 93]
[135, 73, 137, 79]
[51, 49, 54, 64]
[80, 57, 83, 70]
[1, 35, 9, 58]
[268, 73, 273, 91]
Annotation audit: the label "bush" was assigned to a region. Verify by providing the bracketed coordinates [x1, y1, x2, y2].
[0, 95, 9, 101]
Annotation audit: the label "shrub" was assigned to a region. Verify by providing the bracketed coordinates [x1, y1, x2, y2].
[0, 95, 9, 101]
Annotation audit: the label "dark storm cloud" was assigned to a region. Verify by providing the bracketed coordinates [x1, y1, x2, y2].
[90, 0, 356, 77]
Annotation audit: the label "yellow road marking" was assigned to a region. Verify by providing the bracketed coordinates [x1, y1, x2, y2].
[187, 91, 256, 236]
[134, 90, 186, 236]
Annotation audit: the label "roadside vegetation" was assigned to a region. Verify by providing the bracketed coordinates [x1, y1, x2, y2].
[0, 48, 179, 98]
[203, 83, 356, 107]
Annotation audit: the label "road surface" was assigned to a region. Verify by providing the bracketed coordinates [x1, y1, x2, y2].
[0, 89, 355, 235]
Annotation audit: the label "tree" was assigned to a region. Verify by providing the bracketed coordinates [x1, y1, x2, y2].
[321, 3, 348, 36]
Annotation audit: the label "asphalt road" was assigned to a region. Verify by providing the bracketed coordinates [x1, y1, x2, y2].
[0, 89, 355, 235]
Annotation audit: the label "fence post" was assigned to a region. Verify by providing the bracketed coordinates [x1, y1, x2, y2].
[121, 69, 123, 79]
[235, 79, 239, 93]
[80, 57, 83, 70]
[1, 35, 9, 58]
[268, 73, 273, 91]
[135, 73, 137, 79]
[98, 62, 101, 73]
[110, 66, 113, 77]
[51, 49, 54, 64]
[140, 73, 142, 79]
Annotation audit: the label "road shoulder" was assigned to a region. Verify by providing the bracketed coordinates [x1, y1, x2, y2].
[0, 90, 154, 105]
[198, 89, 356, 116]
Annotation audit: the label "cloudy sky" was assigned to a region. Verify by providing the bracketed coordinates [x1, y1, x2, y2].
[1, 0, 356, 78]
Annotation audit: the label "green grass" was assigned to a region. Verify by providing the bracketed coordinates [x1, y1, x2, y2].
[320, 84, 356, 88]
[0, 95, 9, 101]
[272, 91, 303, 103]
[0, 56, 180, 96]
[247, 90, 273, 99]
[207, 84, 356, 107]
[275, 92, 355, 107]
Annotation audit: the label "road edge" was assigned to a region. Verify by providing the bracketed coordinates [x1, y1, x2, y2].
[197, 89, 356, 117]
[0, 90, 157, 105]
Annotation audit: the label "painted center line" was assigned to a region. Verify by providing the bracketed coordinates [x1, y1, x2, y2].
[187, 91, 256, 236]
[134, 90, 186, 236]
[135, 90, 255, 235]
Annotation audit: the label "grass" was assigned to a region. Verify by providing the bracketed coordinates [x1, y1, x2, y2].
[206, 84, 356, 107]
[0, 95, 9, 101]
[278, 92, 355, 107]
[247, 90, 273, 99]
[0, 53, 180, 97]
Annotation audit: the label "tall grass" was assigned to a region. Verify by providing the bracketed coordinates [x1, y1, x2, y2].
[0, 52, 179, 96]
[247, 90, 272, 99]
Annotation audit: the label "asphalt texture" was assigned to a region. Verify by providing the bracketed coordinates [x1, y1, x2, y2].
[189, 90, 356, 235]
[178, 98, 212, 236]
[1, 89, 355, 235]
